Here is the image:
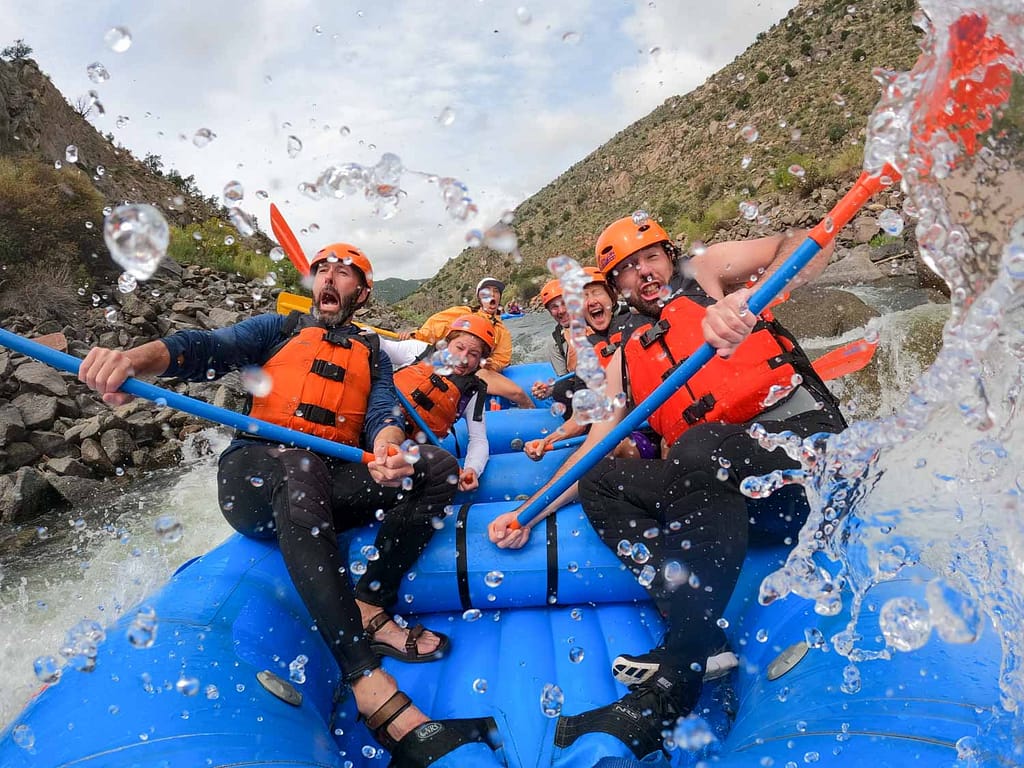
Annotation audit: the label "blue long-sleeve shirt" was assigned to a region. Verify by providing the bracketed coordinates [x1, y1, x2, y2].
[160, 312, 406, 450]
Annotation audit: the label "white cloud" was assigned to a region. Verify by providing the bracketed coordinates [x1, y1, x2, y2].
[1, 0, 796, 280]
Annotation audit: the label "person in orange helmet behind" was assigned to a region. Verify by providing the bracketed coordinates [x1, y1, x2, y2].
[400, 277, 534, 409]
[78, 242, 498, 763]
[531, 277, 572, 401]
[382, 313, 495, 492]
[489, 216, 846, 761]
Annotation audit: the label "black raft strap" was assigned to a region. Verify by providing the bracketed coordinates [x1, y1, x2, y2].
[310, 359, 347, 382]
[296, 403, 337, 427]
[545, 514, 558, 606]
[456, 503, 473, 612]
[639, 319, 670, 349]
[428, 373, 450, 392]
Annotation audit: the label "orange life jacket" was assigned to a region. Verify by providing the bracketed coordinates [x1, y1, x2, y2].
[247, 313, 379, 446]
[624, 292, 811, 446]
[393, 361, 484, 438]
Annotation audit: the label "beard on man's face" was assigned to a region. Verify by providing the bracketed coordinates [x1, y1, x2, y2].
[314, 284, 361, 327]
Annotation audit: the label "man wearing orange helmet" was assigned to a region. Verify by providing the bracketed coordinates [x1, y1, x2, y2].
[79, 243, 488, 763]
[534, 277, 572, 397]
[489, 216, 845, 760]
[382, 314, 494, 492]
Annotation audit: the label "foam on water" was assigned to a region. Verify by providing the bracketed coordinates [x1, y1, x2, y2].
[758, 2, 1024, 761]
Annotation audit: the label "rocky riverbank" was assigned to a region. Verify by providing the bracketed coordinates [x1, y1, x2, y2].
[0, 260, 405, 532]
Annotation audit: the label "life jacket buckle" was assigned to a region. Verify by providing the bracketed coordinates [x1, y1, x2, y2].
[682, 393, 716, 425]
[639, 319, 670, 349]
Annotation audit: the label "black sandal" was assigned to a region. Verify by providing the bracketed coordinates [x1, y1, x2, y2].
[364, 689, 414, 753]
[366, 611, 450, 663]
[389, 716, 501, 767]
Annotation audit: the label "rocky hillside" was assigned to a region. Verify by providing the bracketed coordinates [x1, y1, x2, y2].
[399, 0, 922, 315]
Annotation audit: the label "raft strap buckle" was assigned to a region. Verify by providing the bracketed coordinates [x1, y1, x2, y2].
[311, 358, 347, 382]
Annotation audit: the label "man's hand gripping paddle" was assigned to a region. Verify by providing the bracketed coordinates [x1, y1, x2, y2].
[512, 12, 1016, 529]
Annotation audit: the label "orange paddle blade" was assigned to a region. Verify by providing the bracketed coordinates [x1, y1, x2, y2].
[270, 203, 310, 276]
[812, 339, 878, 381]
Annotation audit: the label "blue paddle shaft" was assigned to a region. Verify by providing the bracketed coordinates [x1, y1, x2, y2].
[515, 237, 823, 526]
[0, 328, 368, 463]
[393, 387, 443, 448]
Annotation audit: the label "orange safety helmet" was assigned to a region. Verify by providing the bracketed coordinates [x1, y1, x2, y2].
[595, 217, 671, 276]
[309, 243, 374, 289]
[447, 314, 496, 355]
[539, 278, 564, 306]
[583, 266, 607, 285]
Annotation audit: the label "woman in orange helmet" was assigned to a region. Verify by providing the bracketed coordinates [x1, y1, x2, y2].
[382, 314, 494, 492]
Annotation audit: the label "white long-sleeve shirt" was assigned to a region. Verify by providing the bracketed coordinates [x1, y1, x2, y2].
[379, 338, 489, 477]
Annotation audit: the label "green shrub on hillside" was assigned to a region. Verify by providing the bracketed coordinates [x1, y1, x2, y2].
[0, 155, 104, 272]
[168, 218, 303, 289]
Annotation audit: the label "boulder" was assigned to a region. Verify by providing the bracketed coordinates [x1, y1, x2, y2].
[204, 307, 241, 329]
[12, 392, 58, 431]
[13, 362, 69, 396]
[79, 437, 114, 473]
[146, 440, 183, 469]
[44, 456, 94, 478]
[100, 428, 134, 467]
[817, 246, 886, 286]
[0, 467, 59, 525]
[0, 403, 27, 445]
[28, 431, 77, 458]
[44, 473, 105, 506]
[773, 286, 880, 340]
[2, 441, 41, 471]
[851, 216, 878, 244]
[62, 415, 104, 443]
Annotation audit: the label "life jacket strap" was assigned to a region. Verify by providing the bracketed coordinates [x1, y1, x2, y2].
[297, 403, 338, 427]
[310, 358, 347, 382]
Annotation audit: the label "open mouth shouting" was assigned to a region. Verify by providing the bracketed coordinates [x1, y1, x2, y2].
[318, 285, 341, 313]
[586, 300, 608, 328]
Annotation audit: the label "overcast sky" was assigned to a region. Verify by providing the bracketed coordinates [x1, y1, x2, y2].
[4, 0, 797, 281]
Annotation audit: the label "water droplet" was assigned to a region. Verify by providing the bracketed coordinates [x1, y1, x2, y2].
[632, 209, 650, 226]
[878, 209, 904, 236]
[12, 724, 35, 751]
[756, 628, 769, 643]
[193, 128, 216, 148]
[33, 655, 62, 684]
[880, 596, 931, 651]
[437, 107, 456, 126]
[240, 367, 272, 397]
[473, 678, 488, 693]
[65, 145, 79, 163]
[289, 654, 308, 684]
[154, 515, 183, 543]
[104, 203, 169, 280]
[86, 62, 110, 84]
[739, 201, 759, 221]
[105, 26, 132, 52]
[561, 31, 581, 44]
[462, 608, 483, 622]
[569, 646, 585, 663]
[127, 606, 158, 648]
[176, 675, 200, 696]
[840, 663, 861, 694]
[832, 94, 846, 107]
[104, 306, 118, 323]
[540, 683, 564, 717]
[741, 125, 759, 143]
[286, 135, 303, 158]
[117, 272, 137, 294]
[788, 164, 806, 178]
[223, 181, 244, 203]
[484, 570, 504, 588]
[741, 155, 752, 170]
[516, 7, 532, 23]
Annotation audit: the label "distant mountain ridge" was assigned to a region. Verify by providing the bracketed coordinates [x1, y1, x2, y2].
[372, 277, 428, 305]
[398, 0, 922, 315]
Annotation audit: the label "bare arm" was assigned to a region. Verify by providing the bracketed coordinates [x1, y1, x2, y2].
[78, 340, 172, 406]
[689, 229, 834, 299]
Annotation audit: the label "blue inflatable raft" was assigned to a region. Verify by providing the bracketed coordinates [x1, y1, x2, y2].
[0, 362, 1004, 767]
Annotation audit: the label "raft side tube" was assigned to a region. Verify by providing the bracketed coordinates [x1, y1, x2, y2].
[345, 501, 647, 613]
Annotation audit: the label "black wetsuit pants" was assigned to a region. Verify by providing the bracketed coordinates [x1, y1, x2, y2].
[217, 442, 459, 682]
[577, 405, 846, 696]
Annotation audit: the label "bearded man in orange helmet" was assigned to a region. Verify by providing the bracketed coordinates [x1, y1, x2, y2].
[489, 217, 846, 761]
[79, 243, 495, 763]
